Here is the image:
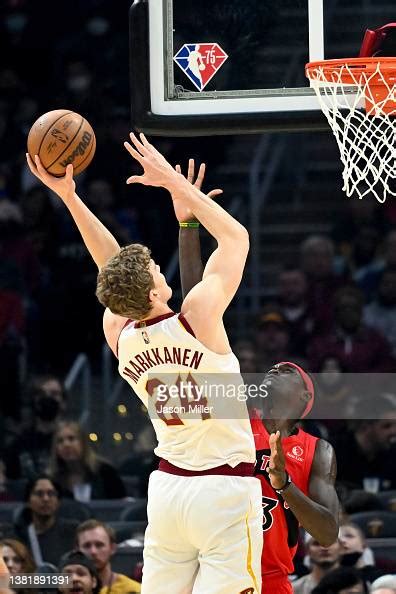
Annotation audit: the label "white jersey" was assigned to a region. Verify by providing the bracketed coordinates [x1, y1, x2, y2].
[117, 312, 255, 471]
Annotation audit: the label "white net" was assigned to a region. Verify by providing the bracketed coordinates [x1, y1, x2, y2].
[307, 60, 396, 203]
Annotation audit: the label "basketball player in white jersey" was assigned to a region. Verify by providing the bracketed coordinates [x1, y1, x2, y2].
[26, 134, 262, 594]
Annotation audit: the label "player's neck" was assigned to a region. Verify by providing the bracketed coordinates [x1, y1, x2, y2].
[263, 419, 296, 437]
[143, 303, 173, 321]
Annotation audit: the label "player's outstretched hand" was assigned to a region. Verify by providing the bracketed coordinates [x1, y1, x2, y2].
[26, 154, 75, 204]
[267, 431, 288, 491]
[124, 132, 179, 189]
[173, 159, 223, 222]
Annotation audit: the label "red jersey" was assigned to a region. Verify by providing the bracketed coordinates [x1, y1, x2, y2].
[251, 418, 318, 579]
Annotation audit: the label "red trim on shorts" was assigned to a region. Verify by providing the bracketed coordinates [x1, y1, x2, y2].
[134, 312, 175, 328]
[178, 313, 195, 337]
[159, 459, 255, 477]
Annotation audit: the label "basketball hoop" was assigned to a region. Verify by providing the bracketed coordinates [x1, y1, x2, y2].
[306, 57, 396, 203]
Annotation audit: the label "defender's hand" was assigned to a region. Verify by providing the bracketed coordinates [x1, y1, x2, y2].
[267, 431, 288, 490]
[26, 154, 75, 204]
[173, 159, 223, 222]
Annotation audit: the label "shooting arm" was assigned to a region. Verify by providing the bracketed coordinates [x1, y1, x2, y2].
[26, 155, 120, 269]
[281, 440, 339, 546]
[62, 192, 120, 269]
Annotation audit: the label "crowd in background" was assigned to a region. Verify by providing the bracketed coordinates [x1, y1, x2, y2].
[1, 0, 396, 591]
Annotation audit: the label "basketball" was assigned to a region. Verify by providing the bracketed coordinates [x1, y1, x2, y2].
[27, 109, 96, 177]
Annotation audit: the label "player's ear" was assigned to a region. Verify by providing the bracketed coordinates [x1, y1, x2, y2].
[300, 390, 310, 403]
[149, 289, 159, 303]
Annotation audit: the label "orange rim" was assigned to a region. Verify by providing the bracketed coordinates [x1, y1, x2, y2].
[306, 57, 396, 115]
[306, 57, 396, 84]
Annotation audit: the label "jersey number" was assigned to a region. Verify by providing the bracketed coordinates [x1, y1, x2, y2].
[262, 496, 278, 531]
[146, 373, 211, 426]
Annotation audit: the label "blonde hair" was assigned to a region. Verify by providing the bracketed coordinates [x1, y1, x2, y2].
[48, 420, 102, 484]
[96, 244, 154, 320]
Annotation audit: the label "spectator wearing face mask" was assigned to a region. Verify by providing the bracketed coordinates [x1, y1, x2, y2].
[4, 374, 67, 479]
[339, 523, 384, 584]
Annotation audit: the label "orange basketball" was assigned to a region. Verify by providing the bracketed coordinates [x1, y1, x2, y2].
[27, 109, 96, 177]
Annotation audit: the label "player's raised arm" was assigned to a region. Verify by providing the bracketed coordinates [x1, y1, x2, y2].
[124, 133, 248, 320]
[26, 154, 120, 269]
[173, 159, 223, 299]
[267, 433, 339, 546]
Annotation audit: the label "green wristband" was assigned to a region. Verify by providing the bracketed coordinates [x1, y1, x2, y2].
[179, 221, 200, 228]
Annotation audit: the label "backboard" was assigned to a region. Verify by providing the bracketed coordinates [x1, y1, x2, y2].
[129, 0, 395, 136]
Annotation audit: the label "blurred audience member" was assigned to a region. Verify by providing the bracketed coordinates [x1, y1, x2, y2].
[0, 460, 18, 502]
[118, 424, 157, 498]
[48, 420, 126, 501]
[300, 235, 347, 329]
[339, 226, 382, 286]
[308, 287, 395, 372]
[276, 265, 316, 355]
[292, 534, 342, 594]
[370, 575, 396, 594]
[339, 523, 383, 583]
[233, 339, 258, 373]
[358, 231, 396, 301]
[314, 356, 354, 425]
[311, 567, 368, 594]
[343, 492, 384, 517]
[255, 307, 297, 370]
[0, 538, 35, 594]
[333, 412, 396, 491]
[332, 197, 386, 258]
[0, 199, 28, 419]
[76, 520, 141, 593]
[20, 185, 59, 267]
[364, 269, 396, 356]
[5, 374, 67, 479]
[14, 475, 78, 567]
[85, 179, 137, 245]
[0, 198, 40, 296]
[58, 550, 101, 594]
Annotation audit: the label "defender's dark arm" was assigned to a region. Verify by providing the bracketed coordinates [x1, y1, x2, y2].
[281, 439, 339, 546]
[179, 226, 204, 299]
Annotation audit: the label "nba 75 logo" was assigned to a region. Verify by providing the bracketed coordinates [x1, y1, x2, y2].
[173, 43, 228, 91]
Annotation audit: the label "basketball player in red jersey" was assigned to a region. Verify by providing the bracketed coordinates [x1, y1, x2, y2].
[175, 162, 339, 594]
[251, 362, 339, 594]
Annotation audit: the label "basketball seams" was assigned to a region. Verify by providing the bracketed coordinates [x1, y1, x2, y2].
[44, 115, 85, 171]
[71, 135, 96, 175]
[35, 110, 74, 159]
[52, 133, 96, 177]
